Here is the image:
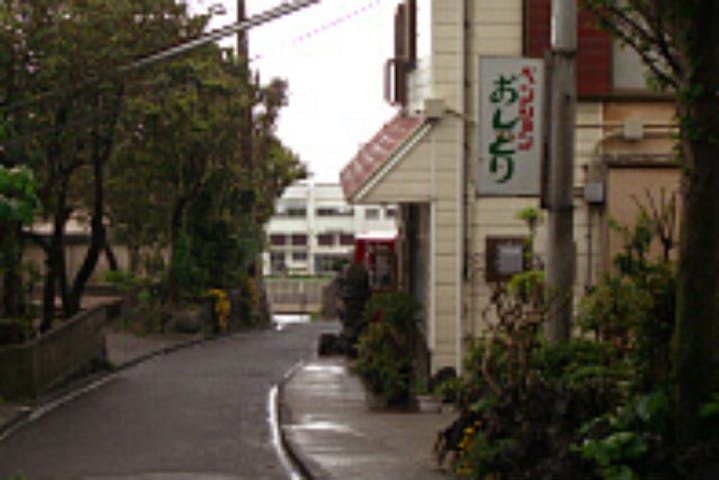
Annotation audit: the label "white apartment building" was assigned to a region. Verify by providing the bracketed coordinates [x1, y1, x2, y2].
[262, 182, 398, 276]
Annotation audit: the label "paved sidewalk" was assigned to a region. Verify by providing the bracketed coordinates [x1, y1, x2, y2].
[280, 357, 456, 480]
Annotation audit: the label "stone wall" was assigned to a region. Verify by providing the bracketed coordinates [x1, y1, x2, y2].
[0, 306, 107, 399]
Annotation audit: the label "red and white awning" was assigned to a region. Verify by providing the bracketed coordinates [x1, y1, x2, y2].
[340, 114, 430, 203]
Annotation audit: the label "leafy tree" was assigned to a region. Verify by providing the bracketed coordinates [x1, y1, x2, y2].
[117, 48, 249, 302]
[0, 0, 207, 327]
[112, 54, 304, 302]
[1, 0, 305, 324]
[0, 165, 39, 317]
[251, 91, 307, 226]
[581, 1, 719, 449]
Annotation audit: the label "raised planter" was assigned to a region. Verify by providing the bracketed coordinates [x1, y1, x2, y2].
[364, 389, 389, 411]
[0, 305, 107, 399]
[416, 394, 442, 413]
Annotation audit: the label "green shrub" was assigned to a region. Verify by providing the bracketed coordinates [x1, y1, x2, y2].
[439, 195, 689, 479]
[0, 317, 34, 345]
[446, 321, 623, 478]
[102, 270, 140, 291]
[353, 292, 419, 405]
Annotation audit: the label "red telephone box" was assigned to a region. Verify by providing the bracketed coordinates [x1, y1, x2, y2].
[354, 232, 397, 292]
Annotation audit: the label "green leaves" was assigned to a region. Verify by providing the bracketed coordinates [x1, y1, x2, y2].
[575, 390, 672, 480]
[354, 293, 420, 403]
[698, 392, 719, 419]
[0, 165, 39, 226]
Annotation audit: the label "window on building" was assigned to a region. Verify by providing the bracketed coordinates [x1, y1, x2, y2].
[291, 234, 307, 246]
[316, 206, 354, 217]
[269, 234, 286, 246]
[270, 251, 286, 275]
[314, 254, 350, 274]
[286, 207, 307, 218]
[385, 207, 397, 218]
[385, 0, 416, 105]
[339, 233, 354, 246]
[317, 233, 334, 246]
[365, 208, 380, 220]
[292, 251, 308, 262]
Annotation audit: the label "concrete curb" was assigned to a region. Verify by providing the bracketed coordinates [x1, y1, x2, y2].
[0, 333, 211, 441]
[276, 361, 335, 480]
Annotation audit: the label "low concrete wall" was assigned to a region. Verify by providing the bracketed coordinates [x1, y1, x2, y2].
[0, 306, 107, 399]
[266, 278, 331, 314]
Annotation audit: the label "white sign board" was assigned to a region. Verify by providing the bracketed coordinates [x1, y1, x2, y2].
[477, 57, 545, 196]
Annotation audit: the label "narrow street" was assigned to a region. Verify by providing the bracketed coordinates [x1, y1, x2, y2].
[0, 320, 333, 480]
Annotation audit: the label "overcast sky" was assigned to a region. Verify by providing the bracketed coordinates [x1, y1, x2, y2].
[186, 0, 400, 183]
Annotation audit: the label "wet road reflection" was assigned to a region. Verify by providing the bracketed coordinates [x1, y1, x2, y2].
[273, 314, 311, 331]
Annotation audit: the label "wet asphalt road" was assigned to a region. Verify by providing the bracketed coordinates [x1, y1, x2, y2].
[0, 320, 333, 480]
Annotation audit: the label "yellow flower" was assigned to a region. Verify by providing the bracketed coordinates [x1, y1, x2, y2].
[205, 289, 231, 333]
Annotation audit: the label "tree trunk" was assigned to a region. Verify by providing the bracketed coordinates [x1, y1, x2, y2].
[166, 168, 205, 303]
[1, 224, 23, 317]
[165, 200, 185, 304]
[673, 16, 719, 447]
[66, 89, 123, 314]
[67, 129, 108, 314]
[674, 136, 719, 448]
[41, 188, 70, 331]
[128, 239, 140, 274]
[104, 239, 119, 272]
[41, 251, 56, 332]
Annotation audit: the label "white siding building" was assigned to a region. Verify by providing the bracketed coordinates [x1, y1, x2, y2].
[340, 0, 677, 374]
[263, 182, 397, 276]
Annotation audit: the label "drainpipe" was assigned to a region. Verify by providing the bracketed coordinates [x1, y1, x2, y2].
[452, 0, 469, 375]
[430, 125, 437, 356]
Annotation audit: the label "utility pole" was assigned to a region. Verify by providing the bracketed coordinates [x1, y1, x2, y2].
[237, 0, 265, 321]
[237, 0, 254, 219]
[237, 0, 249, 63]
[545, 0, 577, 341]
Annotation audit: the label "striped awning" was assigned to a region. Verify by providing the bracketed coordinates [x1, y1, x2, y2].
[340, 114, 427, 201]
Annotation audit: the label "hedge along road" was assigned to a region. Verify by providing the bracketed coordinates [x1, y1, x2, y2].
[0, 319, 330, 480]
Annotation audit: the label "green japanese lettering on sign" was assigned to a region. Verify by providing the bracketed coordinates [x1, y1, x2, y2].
[492, 109, 518, 131]
[489, 155, 514, 184]
[490, 74, 519, 105]
[487, 73, 520, 184]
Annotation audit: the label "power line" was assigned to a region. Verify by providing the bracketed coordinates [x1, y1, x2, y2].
[1, 0, 391, 150]
[0, 0, 319, 117]
[250, 0, 384, 63]
[124, 0, 319, 71]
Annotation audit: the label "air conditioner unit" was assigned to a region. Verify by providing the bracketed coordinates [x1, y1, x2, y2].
[623, 119, 644, 141]
[423, 98, 445, 119]
[584, 182, 605, 205]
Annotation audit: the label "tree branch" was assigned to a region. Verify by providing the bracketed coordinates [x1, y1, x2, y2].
[586, 1, 679, 89]
[641, 0, 684, 80]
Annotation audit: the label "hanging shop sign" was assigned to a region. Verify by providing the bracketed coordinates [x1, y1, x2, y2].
[477, 57, 545, 196]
